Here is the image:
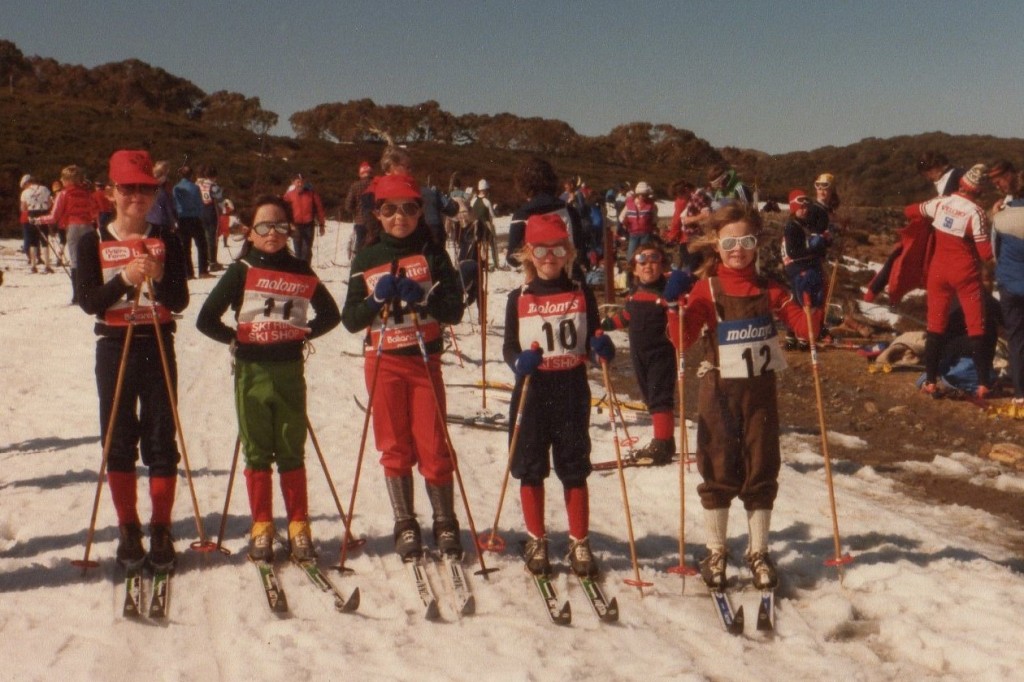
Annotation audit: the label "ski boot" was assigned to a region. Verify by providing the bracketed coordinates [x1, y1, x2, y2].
[148, 523, 176, 569]
[567, 536, 599, 577]
[427, 481, 463, 559]
[288, 520, 316, 562]
[746, 551, 778, 590]
[248, 521, 275, 562]
[116, 523, 145, 568]
[636, 438, 675, 465]
[394, 519, 423, 561]
[524, 534, 550, 576]
[699, 549, 728, 590]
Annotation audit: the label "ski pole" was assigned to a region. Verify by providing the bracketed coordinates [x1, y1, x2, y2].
[213, 436, 241, 555]
[145, 277, 217, 552]
[307, 416, 363, 553]
[802, 294, 853, 573]
[478, 241, 488, 410]
[606, 380, 639, 457]
[72, 286, 144, 572]
[35, 224, 70, 278]
[479, 346, 538, 552]
[336, 302, 391, 573]
[667, 298, 698, 583]
[448, 325, 465, 368]
[411, 309, 497, 577]
[597, 340, 652, 595]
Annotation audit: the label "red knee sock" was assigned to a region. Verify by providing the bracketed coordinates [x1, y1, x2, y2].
[108, 471, 140, 525]
[244, 469, 274, 523]
[149, 475, 176, 526]
[520, 485, 545, 538]
[279, 467, 309, 523]
[652, 410, 674, 440]
[564, 485, 589, 539]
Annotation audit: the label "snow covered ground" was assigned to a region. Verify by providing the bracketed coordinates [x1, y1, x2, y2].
[2, 218, 1024, 682]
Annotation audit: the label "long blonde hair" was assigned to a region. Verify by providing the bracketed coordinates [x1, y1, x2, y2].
[691, 204, 763, 279]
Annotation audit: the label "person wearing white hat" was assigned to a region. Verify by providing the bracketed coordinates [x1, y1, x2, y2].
[471, 179, 500, 270]
[19, 174, 53, 273]
[619, 181, 658, 275]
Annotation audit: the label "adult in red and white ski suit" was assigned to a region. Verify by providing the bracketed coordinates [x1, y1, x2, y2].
[905, 164, 994, 393]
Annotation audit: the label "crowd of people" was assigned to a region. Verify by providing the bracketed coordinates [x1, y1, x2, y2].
[11, 143, 1021, 598]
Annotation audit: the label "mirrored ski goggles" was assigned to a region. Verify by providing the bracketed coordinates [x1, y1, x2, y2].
[718, 235, 757, 251]
[251, 221, 291, 236]
[634, 251, 663, 264]
[378, 201, 421, 218]
[531, 245, 568, 258]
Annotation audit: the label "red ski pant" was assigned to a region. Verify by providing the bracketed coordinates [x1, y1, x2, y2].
[366, 353, 453, 484]
[926, 266, 986, 336]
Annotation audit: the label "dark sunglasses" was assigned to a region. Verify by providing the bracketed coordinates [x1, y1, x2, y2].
[634, 251, 663, 264]
[378, 202, 421, 218]
[532, 245, 568, 258]
[252, 221, 291, 236]
[115, 184, 158, 196]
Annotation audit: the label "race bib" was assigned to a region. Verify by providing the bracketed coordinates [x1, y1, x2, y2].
[98, 238, 172, 326]
[517, 290, 587, 371]
[716, 314, 787, 379]
[237, 267, 317, 344]
[363, 255, 439, 352]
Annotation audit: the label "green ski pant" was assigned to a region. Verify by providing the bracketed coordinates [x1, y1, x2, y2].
[234, 359, 307, 472]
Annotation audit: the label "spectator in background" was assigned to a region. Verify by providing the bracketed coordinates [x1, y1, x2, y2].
[146, 161, 178, 233]
[865, 152, 964, 303]
[992, 179, 1024, 407]
[805, 172, 840, 239]
[471, 179, 500, 270]
[664, 179, 711, 271]
[93, 178, 113, 233]
[196, 165, 225, 271]
[18, 174, 33, 266]
[173, 165, 209, 279]
[282, 172, 325, 263]
[20, 174, 53, 273]
[909, 164, 994, 400]
[987, 160, 1019, 217]
[506, 156, 588, 275]
[619, 181, 658, 271]
[34, 164, 97, 303]
[706, 162, 754, 209]
[344, 161, 375, 255]
[420, 176, 459, 249]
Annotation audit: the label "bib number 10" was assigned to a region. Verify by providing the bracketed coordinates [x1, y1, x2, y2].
[540, 319, 578, 352]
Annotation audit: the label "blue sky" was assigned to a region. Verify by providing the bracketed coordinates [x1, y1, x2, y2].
[5, 0, 1023, 154]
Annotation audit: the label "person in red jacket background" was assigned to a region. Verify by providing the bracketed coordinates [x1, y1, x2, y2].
[35, 164, 98, 303]
[282, 172, 325, 263]
[906, 164, 995, 399]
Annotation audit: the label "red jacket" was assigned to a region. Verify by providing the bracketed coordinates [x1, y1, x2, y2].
[37, 184, 97, 228]
[283, 183, 325, 225]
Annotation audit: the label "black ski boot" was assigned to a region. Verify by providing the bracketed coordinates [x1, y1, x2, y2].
[116, 523, 145, 568]
[148, 524, 176, 570]
[636, 438, 675, 465]
[427, 481, 463, 559]
[386, 475, 422, 561]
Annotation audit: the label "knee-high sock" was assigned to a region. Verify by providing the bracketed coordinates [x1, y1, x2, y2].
[244, 469, 274, 523]
[520, 484, 545, 538]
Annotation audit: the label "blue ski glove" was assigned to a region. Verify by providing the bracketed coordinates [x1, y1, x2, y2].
[663, 268, 695, 302]
[397, 277, 427, 305]
[514, 345, 544, 376]
[807, 234, 825, 253]
[371, 274, 399, 307]
[590, 331, 615, 363]
[793, 268, 824, 308]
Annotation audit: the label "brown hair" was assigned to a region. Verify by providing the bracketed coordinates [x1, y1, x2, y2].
[514, 156, 559, 199]
[60, 165, 84, 185]
[380, 146, 412, 174]
[692, 204, 763, 278]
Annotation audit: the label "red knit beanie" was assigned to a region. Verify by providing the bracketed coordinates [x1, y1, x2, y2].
[788, 189, 809, 213]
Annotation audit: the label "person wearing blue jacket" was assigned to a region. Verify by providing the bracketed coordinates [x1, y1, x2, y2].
[172, 165, 209, 278]
[992, 189, 1024, 405]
